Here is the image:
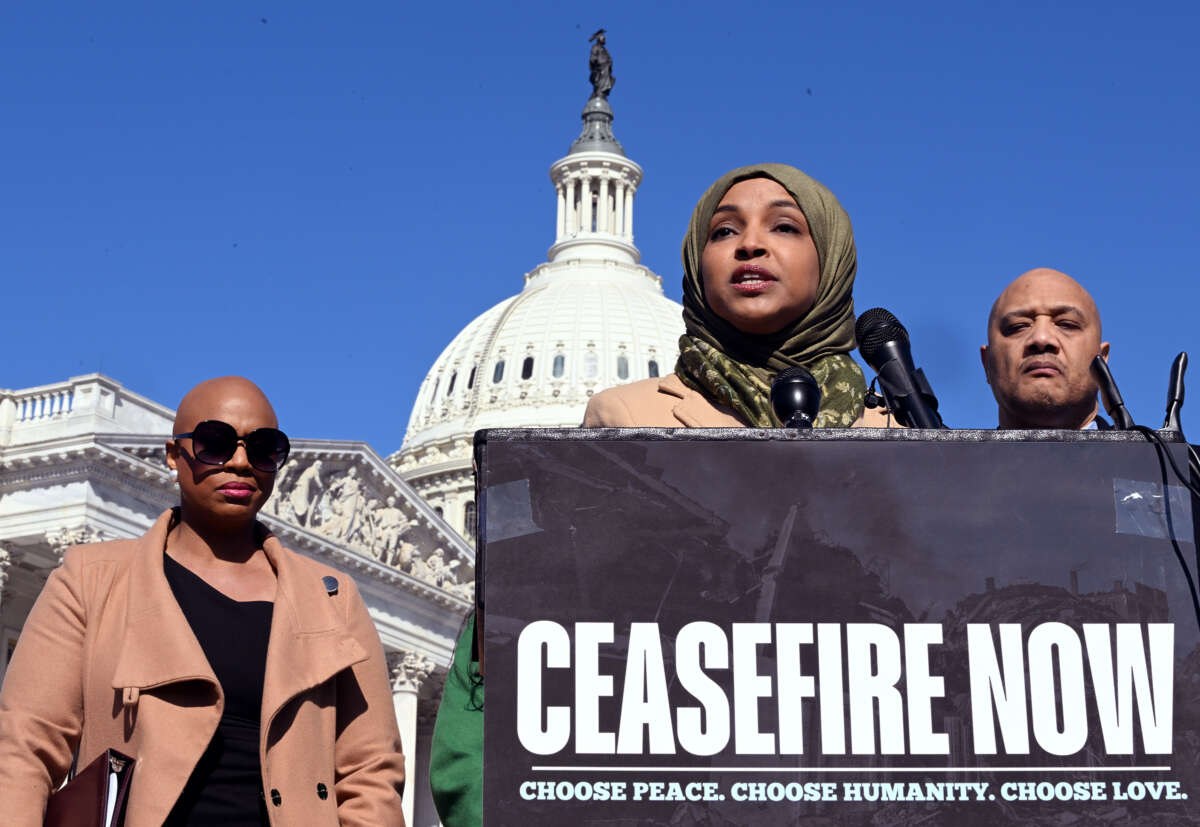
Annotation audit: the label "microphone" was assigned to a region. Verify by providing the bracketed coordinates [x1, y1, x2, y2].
[1163, 352, 1187, 433]
[771, 366, 821, 428]
[1090, 356, 1135, 430]
[855, 308, 946, 429]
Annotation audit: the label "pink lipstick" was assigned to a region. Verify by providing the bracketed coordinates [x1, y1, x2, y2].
[217, 482, 255, 502]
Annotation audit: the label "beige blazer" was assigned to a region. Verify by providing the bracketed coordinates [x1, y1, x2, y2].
[583, 373, 898, 428]
[0, 509, 405, 827]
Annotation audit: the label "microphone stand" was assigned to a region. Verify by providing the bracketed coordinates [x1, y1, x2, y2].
[1090, 356, 1135, 430]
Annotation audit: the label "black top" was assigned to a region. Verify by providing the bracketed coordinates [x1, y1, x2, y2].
[162, 553, 273, 826]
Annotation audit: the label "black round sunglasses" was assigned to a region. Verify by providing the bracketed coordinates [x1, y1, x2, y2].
[172, 420, 291, 473]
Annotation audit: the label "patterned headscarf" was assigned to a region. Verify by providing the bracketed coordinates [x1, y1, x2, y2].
[675, 163, 866, 427]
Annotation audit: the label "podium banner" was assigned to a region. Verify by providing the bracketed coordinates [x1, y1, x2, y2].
[477, 429, 1200, 825]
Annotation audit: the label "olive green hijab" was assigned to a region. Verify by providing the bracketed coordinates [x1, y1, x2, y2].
[675, 163, 866, 427]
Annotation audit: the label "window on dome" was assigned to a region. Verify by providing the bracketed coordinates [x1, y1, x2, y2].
[648, 360, 660, 378]
[521, 357, 534, 380]
[431, 378, 440, 399]
[617, 355, 629, 380]
[434, 506, 444, 517]
[493, 361, 505, 383]
[464, 500, 477, 543]
[552, 354, 565, 377]
[467, 366, 476, 389]
[447, 372, 456, 396]
[583, 352, 598, 379]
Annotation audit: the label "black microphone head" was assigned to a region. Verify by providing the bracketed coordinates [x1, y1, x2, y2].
[771, 366, 821, 427]
[855, 307, 910, 366]
[1168, 352, 1187, 404]
[1163, 351, 1187, 432]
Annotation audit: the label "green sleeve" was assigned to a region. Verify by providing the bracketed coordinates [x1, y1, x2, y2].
[430, 613, 484, 826]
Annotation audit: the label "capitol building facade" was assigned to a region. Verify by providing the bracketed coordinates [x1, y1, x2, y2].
[0, 59, 682, 827]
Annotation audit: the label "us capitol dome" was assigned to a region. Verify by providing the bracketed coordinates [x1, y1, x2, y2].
[389, 61, 684, 541]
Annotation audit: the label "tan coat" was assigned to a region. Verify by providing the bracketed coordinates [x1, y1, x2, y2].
[583, 373, 898, 428]
[0, 510, 405, 827]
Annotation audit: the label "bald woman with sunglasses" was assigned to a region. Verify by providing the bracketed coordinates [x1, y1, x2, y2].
[0, 377, 406, 826]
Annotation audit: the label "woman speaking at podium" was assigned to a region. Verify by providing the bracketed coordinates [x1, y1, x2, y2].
[429, 163, 891, 827]
[585, 162, 890, 429]
[0, 377, 405, 826]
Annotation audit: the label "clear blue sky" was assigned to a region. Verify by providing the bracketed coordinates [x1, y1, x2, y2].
[3, 1, 1197, 451]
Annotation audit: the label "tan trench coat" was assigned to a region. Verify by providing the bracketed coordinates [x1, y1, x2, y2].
[0, 509, 405, 826]
[583, 373, 898, 428]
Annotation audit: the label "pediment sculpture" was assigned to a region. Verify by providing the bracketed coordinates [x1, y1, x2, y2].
[268, 456, 472, 600]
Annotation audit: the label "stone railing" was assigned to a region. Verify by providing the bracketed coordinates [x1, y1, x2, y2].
[6, 381, 76, 425]
[0, 374, 175, 447]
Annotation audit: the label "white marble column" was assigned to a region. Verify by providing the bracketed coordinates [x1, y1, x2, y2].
[0, 545, 10, 614]
[624, 187, 635, 241]
[580, 175, 593, 234]
[555, 184, 565, 241]
[614, 182, 625, 240]
[565, 178, 577, 235]
[390, 649, 434, 827]
[597, 177, 610, 233]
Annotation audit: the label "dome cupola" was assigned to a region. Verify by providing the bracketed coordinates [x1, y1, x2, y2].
[392, 34, 684, 542]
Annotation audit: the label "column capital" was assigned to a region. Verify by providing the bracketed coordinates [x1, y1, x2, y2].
[43, 525, 108, 565]
[388, 648, 435, 693]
